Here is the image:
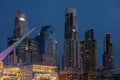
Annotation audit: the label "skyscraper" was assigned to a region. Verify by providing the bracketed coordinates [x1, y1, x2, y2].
[80, 29, 97, 80]
[14, 11, 29, 64]
[85, 29, 97, 72]
[35, 25, 58, 66]
[14, 10, 28, 38]
[64, 8, 81, 70]
[59, 8, 81, 80]
[80, 29, 97, 72]
[7, 10, 28, 64]
[103, 33, 114, 73]
[7, 37, 17, 64]
[7, 11, 38, 65]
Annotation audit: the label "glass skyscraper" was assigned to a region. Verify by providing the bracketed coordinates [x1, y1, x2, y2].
[35, 25, 58, 66]
[7, 11, 38, 65]
[14, 11, 28, 38]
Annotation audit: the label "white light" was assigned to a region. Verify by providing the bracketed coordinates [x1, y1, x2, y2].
[19, 17, 25, 21]
[73, 29, 76, 32]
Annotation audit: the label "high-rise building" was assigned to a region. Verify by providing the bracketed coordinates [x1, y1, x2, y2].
[7, 11, 38, 65]
[22, 39, 38, 64]
[80, 29, 97, 80]
[63, 8, 81, 70]
[35, 25, 58, 66]
[103, 33, 114, 73]
[7, 10, 29, 64]
[7, 37, 18, 64]
[84, 29, 97, 72]
[14, 10, 28, 38]
[59, 8, 82, 80]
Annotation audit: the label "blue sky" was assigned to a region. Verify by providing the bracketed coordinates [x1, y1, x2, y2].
[0, 0, 120, 73]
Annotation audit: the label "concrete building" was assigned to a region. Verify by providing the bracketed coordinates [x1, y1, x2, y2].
[80, 29, 98, 80]
[102, 33, 114, 80]
[63, 8, 81, 70]
[60, 8, 82, 80]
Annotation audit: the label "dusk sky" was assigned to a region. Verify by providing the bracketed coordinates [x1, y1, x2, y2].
[0, 0, 120, 73]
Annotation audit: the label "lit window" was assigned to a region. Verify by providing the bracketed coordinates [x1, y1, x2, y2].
[85, 50, 88, 52]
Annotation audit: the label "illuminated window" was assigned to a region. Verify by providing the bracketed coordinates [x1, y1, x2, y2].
[85, 50, 88, 52]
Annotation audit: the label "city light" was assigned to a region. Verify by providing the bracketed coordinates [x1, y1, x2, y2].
[0, 6, 118, 80]
[19, 17, 25, 21]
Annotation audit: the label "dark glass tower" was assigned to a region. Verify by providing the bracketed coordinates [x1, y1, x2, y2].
[103, 33, 114, 73]
[14, 11, 28, 38]
[64, 8, 81, 70]
[7, 11, 38, 65]
[8, 10, 28, 64]
[35, 25, 57, 54]
[7, 37, 17, 64]
[80, 29, 97, 73]
[14, 11, 29, 64]
[35, 25, 58, 66]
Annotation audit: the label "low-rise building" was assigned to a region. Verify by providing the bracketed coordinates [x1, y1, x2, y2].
[0, 63, 58, 80]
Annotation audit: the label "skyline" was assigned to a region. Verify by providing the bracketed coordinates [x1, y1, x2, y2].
[0, 0, 120, 73]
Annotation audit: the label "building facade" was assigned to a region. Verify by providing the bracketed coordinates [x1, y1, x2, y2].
[35, 25, 58, 66]
[14, 10, 28, 38]
[80, 29, 97, 80]
[102, 33, 114, 79]
[7, 11, 38, 65]
[63, 8, 81, 70]
[59, 8, 82, 80]
[7, 10, 28, 64]
[0, 63, 58, 80]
